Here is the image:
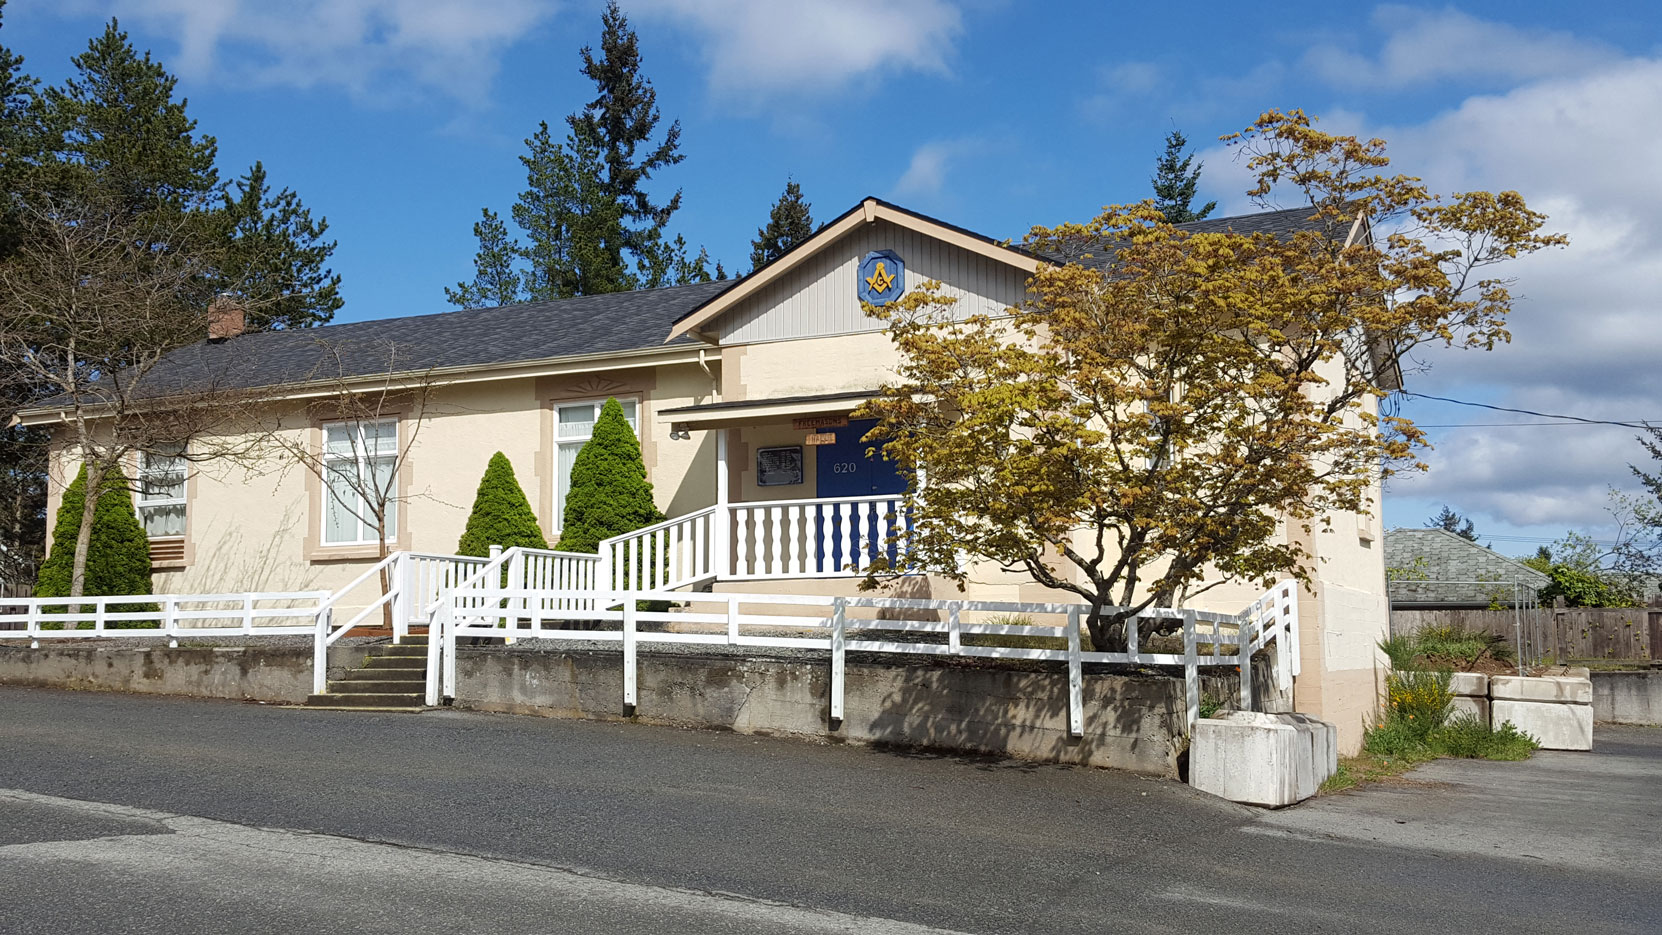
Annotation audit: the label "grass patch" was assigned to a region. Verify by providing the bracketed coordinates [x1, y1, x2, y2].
[1327, 632, 1542, 794]
[1413, 623, 1514, 668]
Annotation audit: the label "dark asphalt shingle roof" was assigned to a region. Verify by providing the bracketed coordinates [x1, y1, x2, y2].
[95, 280, 734, 402]
[1384, 528, 1550, 607]
[1031, 205, 1349, 271]
[34, 203, 1352, 409]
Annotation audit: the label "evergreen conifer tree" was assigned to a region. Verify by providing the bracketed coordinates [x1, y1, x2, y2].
[1149, 129, 1216, 224]
[750, 180, 814, 271]
[573, 1, 683, 266]
[218, 161, 342, 328]
[457, 453, 548, 556]
[44, 20, 219, 218]
[446, 209, 524, 309]
[556, 397, 661, 554]
[36, 464, 154, 615]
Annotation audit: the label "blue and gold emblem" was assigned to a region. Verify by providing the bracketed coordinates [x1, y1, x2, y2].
[857, 250, 905, 306]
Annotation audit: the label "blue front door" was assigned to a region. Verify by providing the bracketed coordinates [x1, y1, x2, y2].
[815, 420, 906, 498]
[814, 420, 907, 571]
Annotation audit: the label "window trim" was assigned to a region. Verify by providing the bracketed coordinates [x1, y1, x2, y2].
[552, 396, 641, 532]
[319, 417, 400, 548]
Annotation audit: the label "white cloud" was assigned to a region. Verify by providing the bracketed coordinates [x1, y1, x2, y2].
[1373, 58, 1662, 531]
[892, 140, 954, 198]
[630, 0, 963, 100]
[1304, 5, 1616, 90]
[71, 0, 558, 105]
[1184, 45, 1662, 537]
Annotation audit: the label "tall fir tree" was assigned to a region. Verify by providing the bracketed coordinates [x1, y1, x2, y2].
[1149, 129, 1216, 224]
[571, 0, 683, 284]
[218, 162, 342, 328]
[446, 208, 524, 309]
[750, 179, 814, 271]
[457, 1, 689, 303]
[0, 0, 41, 259]
[556, 397, 661, 554]
[43, 19, 219, 218]
[0, 1, 47, 588]
[457, 453, 548, 556]
[35, 464, 154, 611]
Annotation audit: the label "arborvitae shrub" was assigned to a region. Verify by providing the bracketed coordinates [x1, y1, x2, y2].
[457, 452, 548, 556]
[36, 463, 156, 622]
[555, 397, 662, 554]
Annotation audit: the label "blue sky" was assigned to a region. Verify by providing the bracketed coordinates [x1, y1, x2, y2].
[11, 1, 1662, 553]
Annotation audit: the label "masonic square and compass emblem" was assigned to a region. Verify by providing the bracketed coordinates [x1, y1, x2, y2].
[857, 249, 905, 306]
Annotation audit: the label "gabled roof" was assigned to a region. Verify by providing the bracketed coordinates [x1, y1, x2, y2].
[1385, 528, 1550, 607]
[665, 197, 1040, 342]
[16, 281, 732, 416]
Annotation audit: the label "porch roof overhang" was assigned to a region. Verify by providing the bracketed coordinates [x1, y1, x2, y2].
[658, 390, 876, 429]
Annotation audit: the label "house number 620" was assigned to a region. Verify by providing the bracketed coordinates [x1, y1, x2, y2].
[832, 462, 858, 474]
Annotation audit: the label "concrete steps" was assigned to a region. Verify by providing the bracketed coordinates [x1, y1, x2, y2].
[304, 636, 431, 712]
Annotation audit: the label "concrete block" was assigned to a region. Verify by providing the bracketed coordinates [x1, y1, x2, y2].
[1491, 675, 1592, 705]
[1449, 695, 1490, 724]
[1190, 711, 1337, 808]
[1493, 699, 1593, 751]
[1449, 672, 1488, 697]
[1591, 670, 1661, 725]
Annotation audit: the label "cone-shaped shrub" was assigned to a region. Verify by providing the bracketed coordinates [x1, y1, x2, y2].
[36, 464, 155, 620]
[457, 452, 548, 556]
[556, 397, 662, 553]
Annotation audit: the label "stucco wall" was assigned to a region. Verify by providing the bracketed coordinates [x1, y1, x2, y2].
[42, 360, 720, 619]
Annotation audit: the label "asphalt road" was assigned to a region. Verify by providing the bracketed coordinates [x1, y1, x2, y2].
[1, 687, 1656, 934]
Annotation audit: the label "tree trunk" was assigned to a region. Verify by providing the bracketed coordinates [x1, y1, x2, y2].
[69, 461, 106, 609]
[377, 527, 393, 630]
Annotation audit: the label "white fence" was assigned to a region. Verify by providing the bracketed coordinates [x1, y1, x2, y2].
[0, 591, 330, 643]
[433, 582, 1300, 731]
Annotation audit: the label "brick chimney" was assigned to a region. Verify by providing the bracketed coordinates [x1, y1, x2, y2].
[208, 295, 246, 342]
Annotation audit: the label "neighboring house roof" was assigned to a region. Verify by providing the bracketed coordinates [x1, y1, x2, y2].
[1385, 528, 1551, 607]
[1027, 205, 1359, 272]
[16, 280, 732, 415]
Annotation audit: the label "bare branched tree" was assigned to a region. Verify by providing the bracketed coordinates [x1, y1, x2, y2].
[0, 188, 265, 602]
[262, 339, 445, 626]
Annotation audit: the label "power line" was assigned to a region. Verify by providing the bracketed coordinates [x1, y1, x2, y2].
[1399, 391, 1654, 430]
[1416, 421, 1618, 428]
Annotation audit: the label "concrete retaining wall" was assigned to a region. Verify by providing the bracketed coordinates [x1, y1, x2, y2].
[1591, 670, 1662, 725]
[0, 644, 363, 702]
[0, 644, 1252, 776]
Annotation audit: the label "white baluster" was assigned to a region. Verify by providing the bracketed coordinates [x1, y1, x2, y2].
[769, 506, 783, 576]
[695, 514, 707, 579]
[840, 501, 856, 573]
[817, 503, 834, 574]
[735, 508, 751, 576]
[787, 506, 802, 575]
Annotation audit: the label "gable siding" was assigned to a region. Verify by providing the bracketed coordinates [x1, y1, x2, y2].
[717, 219, 1030, 345]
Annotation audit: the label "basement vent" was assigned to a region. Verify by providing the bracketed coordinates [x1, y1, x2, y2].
[149, 538, 186, 566]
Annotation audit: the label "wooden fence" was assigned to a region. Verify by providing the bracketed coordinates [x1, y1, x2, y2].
[1392, 600, 1660, 664]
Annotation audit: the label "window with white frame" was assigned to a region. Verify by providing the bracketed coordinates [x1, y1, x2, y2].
[322, 419, 398, 546]
[136, 443, 187, 538]
[554, 398, 639, 529]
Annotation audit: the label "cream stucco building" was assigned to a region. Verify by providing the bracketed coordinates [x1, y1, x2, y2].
[22, 198, 1391, 749]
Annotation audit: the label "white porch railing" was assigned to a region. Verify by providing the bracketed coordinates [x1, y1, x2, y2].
[432, 581, 1300, 733]
[598, 506, 718, 592]
[729, 495, 909, 579]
